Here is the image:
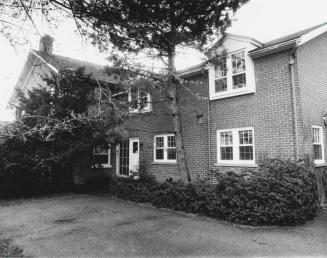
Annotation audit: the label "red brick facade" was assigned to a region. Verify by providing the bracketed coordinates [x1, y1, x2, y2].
[296, 32, 327, 161]
[15, 29, 327, 183]
[120, 32, 327, 181]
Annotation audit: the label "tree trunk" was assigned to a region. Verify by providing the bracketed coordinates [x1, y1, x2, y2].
[167, 49, 191, 182]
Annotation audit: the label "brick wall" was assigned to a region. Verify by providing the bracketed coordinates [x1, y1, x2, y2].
[112, 73, 210, 182]
[209, 50, 296, 172]
[296, 32, 327, 161]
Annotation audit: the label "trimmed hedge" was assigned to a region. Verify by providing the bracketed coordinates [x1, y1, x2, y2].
[99, 159, 319, 226]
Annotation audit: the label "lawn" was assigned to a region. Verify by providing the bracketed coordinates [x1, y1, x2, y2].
[0, 194, 326, 257]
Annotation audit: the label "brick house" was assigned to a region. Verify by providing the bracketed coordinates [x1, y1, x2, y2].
[10, 22, 327, 182]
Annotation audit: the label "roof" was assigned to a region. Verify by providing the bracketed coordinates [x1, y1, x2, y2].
[259, 23, 327, 50]
[33, 50, 114, 82]
[250, 22, 327, 57]
[178, 62, 207, 77]
[10, 50, 118, 104]
[179, 22, 327, 75]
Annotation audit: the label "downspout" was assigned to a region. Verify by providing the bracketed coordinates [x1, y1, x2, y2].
[289, 46, 299, 160]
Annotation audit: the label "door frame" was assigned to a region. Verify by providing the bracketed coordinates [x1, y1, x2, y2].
[115, 138, 140, 177]
[129, 138, 140, 174]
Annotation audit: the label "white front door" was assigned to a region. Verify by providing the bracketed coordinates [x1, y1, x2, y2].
[129, 138, 139, 174]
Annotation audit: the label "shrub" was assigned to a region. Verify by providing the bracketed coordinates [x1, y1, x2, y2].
[106, 159, 319, 226]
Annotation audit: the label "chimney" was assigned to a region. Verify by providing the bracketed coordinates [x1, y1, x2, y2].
[39, 35, 54, 54]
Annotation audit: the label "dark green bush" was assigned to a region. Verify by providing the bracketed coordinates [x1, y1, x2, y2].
[214, 159, 319, 225]
[107, 159, 319, 226]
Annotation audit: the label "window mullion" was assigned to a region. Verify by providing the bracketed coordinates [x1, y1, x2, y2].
[234, 130, 239, 162]
[227, 55, 233, 91]
[164, 136, 167, 161]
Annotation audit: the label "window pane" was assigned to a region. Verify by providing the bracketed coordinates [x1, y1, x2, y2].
[220, 132, 233, 145]
[94, 155, 108, 164]
[215, 57, 227, 78]
[232, 52, 246, 74]
[312, 128, 321, 143]
[156, 149, 164, 160]
[156, 137, 164, 148]
[130, 91, 138, 110]
[167, 149, 177, 160]
[240, 146, 254, 160]
[168, 136, 176, 147]
[215, 78, 227, 92]
[232, 73, 246, 89]
[221, 147, 233, 160]
[133, 142, 138, 153]
[94, 145, 108, 154]
[314, 145, 322, 160]
[239, 130, 253, 145]
[140, 91, 149, 109]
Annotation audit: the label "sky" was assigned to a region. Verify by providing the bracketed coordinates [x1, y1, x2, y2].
[0, 0, 327, 121]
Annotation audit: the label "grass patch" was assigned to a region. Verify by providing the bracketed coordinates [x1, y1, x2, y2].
[0, 238, 24, 257]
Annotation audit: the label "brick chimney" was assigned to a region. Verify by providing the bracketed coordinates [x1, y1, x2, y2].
[39, 35, 54, 54]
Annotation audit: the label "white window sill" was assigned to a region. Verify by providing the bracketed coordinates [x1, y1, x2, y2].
[92, 165, 112, 169]
[152, 162, 177, 165]
[214, 163, 257, 168]
[314, 162, 327, 167]
[116, 174, 130, 178]
[129, 108, 151, 114]
[210, 88, 255, 100]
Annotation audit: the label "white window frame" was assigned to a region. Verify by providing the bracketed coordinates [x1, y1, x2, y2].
[153, 134, 177, 163]
[209, 49, 256, 100]
[93, 145, 112, 168]
[129, 89, 151, 113]
[217, 127, 255, 165]
[312, 125, 325, 164]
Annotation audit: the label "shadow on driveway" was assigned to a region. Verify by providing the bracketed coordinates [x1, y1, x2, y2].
[0, 194, 326, 257]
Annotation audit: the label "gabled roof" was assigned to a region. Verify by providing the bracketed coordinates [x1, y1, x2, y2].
[258, 23, 327, 49]
[32, 50, 114, 82]
[250, 22, 327, 58]
[179, 22, 327, 75]
[10, 49, 117, 104]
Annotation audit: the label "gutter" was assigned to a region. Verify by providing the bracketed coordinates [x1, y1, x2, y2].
[31, 50, 59, 73]
[249, 39, 298, 59]
[289, 45, 299, 160]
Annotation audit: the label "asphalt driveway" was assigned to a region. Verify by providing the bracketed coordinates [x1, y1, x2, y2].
[0, 194, 326, 257]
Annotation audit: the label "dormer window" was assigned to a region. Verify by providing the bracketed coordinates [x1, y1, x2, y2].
[215, 57, 227, 92]
[232, 51, 246, 89]
[209, 49, 255, 100]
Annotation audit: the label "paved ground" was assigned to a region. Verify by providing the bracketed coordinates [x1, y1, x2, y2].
[0, 194, 326, 257]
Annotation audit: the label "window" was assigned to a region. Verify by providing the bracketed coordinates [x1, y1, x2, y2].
[232, 51, 246, 89]
[217, 127, 255, 164]
[215, 57, 227, 93]
[312, 126, 324, 163]
[154, 134, 177, 162]
[129, 89, 151, 113]
[209, 50, 255, 100]
[93, 145, 111, 168]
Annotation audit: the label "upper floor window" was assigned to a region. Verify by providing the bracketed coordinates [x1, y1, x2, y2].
[130, 89, 151, 113]
[113, 89, 151, 113]
[232, 51, 246, 89]
[209, 50, 255, 100]
[217, 127, 255, 165]
[312, 125, 324, 164]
